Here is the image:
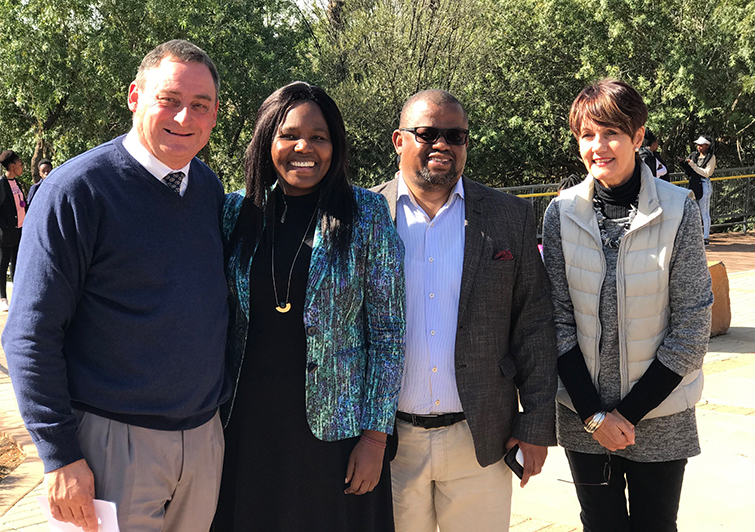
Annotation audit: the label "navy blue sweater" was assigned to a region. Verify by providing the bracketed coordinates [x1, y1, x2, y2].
[2, 136, 229, 472]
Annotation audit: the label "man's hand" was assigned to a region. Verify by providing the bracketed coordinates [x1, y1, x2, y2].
[344, 431, 386, 495]
[505, 438, 548, 487]
[591, 409, 635, 451]
[45, 459, 98, 532]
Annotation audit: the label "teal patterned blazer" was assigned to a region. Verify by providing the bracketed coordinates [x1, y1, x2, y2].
[221, 185, 406, 440]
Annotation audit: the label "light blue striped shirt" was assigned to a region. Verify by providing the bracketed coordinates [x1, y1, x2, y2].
[396, 173, 465, 414]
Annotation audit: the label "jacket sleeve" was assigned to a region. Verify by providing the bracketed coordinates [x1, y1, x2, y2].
[360, 195, 406, 434]
[0, 181, 10, 230]
[508, 201, 558, 446]
[2, 181, 95, 472]
[653, 197, 713, 376]
[689, 155, 716, 178]
[542, 200, 579, 355]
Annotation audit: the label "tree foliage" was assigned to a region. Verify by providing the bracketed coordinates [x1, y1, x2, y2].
[308, 0, 755, 186]
[308, 0, 497, 186]
[0, 0, 311, 190]
[2, 0, 755, 190]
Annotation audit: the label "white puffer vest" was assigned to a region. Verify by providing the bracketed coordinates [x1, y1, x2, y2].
[556, 164, 703, 420]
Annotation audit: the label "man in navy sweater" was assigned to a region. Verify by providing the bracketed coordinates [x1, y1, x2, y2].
[3, 40, 229, 532]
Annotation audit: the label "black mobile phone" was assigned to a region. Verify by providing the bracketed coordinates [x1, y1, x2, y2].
[504, 444, 524, 479]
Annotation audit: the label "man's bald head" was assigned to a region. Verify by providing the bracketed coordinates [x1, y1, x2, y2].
[399, 89, 468, 127]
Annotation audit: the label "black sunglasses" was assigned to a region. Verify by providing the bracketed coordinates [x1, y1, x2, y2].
[400, 127, 469, 146]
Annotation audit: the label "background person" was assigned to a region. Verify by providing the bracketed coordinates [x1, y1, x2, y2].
[26, 158, 52, 207]
[373, 89, 558, 532]
[682, 135, 716, 244]
[639, 129, 670, 181]
[0, 150, 26, 312]
[542, 79, 713, 532]
[2, 40, 228, 532]
[215, 81, 405, 532]
[558, 173, 583, 193]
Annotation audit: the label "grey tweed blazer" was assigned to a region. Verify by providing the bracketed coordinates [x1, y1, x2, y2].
[373, 176, 558, 467]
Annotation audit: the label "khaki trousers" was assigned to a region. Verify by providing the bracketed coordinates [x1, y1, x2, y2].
[74, 409, 224, 532]
[391, 419, 513, 532]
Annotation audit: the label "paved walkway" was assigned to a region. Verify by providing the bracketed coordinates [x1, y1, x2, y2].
[510, 232, 755, 531]
[1, 232, 754, 531]
[0, 284, 45, 532]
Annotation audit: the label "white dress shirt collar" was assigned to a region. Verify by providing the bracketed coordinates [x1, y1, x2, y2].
[123, 129, 191, 196]
[397, 171, 465, 217]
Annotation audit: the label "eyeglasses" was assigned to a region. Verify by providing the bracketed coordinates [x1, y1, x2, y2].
[399, 127, 469, 146]
[558, 453, 611, 487]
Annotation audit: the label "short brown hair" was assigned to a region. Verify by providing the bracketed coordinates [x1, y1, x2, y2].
[569, 79, 647, 139]
[135, 39, 219, 97]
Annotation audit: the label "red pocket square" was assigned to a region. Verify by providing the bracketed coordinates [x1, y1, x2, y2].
[493, 249, 514, 261]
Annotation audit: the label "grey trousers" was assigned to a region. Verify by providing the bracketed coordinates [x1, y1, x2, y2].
[75, 409, 224, 532]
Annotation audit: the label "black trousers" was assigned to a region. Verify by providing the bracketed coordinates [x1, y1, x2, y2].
[565, 450, 687, 532]
[0, 243, 18, 298]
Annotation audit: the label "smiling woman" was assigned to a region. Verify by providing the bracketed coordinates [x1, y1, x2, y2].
[569, 80, 646, 188]
[542, 79, 713, 532]
[270, 101, 333, 196]
[577, 122, 643, 188]
[214, 82, 405, 532]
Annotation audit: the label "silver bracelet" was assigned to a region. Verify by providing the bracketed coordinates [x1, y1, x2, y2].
[584, 411, 607, 433]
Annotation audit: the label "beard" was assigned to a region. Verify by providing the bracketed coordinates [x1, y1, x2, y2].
[414, 161, 460, 190]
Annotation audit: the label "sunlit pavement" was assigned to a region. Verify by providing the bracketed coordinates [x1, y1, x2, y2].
[2, 233, 754, 531]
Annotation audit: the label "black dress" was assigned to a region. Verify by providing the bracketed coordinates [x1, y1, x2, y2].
[214, 189, 394, 531]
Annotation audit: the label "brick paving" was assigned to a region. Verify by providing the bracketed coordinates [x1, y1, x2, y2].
[0, 484, 45, 531]
[1, 232, 753, 531]
[705, 231, 755, 273]
[1, 288, 44, 531]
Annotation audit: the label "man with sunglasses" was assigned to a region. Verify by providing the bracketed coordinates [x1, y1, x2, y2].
[373, 90, 558, 531]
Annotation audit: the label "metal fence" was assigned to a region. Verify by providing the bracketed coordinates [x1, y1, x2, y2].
[500, 167, 755, 237]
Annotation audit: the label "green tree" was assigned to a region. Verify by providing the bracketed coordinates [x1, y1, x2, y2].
[0, 0, 313, 190]
[310, 0, 497, 186]
[307, 0, 755, 186]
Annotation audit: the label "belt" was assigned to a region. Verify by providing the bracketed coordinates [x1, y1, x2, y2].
[396, 411, 466, 429]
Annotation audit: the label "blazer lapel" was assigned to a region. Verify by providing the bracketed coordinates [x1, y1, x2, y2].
[380, 177, 399, 222]
[457, 177, 486, 325]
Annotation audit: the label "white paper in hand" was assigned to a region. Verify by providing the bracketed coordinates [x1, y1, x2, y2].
[36, 496, 120, 532]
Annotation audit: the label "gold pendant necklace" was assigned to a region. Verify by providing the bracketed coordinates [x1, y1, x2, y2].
[271, 199, 318, 313]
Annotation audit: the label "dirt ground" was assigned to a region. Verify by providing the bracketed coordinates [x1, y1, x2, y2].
[0, 434, 25, 481]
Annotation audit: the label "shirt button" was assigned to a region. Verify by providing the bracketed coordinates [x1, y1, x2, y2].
[429, 257, 434, 263]
[430, 222, 435, 227]
[306, 326, 318, 336]
[435, 400, 440, 406]
[431, 330, 436, 336]
[429, 293, 434, 299]
[432, 366, 438, 372]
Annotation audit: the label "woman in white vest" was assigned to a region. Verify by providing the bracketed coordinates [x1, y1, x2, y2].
[542, 79, 713, 532]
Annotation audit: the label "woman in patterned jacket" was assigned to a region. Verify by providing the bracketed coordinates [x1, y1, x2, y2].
[213, 82, 405, 532]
